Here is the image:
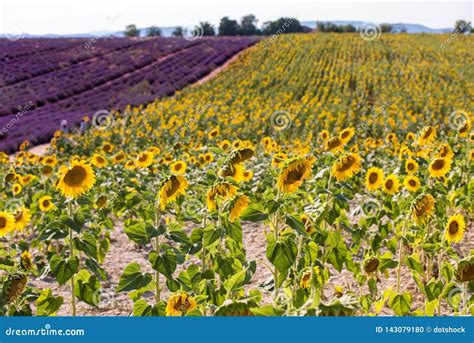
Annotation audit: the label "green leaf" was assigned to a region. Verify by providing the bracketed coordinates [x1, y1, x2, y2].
[74, 269, 101, 307]
[240, 204, 268, 222]
[223, 269, 247, 294]
[50, 255, 79, 285]
[62, 212, 85, 233]
[74, 232, 98, 260]
[285, 214, 308, 236]
[149, 249, 177, 278]
[406, 253, 424, 275]
[35, 289, 63, 316]
[388, 292, 412, 315]
[250, 304, 284, 316]
[133, 299, 165, 316]
[266, 236, 297, 274]
[424, 279, 443, 302]
[116, 263, 152, 292]
[325, 231, 348, 272]
[203, 225, 221, 247]
[379, 252, 398, 273]
[124, 222, 158, 245]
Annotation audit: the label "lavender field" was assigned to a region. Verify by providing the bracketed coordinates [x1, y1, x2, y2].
[0, 36, 259, 152]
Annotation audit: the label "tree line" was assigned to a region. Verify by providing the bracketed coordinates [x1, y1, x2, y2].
[124, 17, 474, 37]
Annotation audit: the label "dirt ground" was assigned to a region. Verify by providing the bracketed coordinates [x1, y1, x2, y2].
[29, 217, 472, 316]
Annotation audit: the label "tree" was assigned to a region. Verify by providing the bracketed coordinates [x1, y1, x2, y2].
[199, 21, 215, 36]
[124, 24, 140, 37]
[379, 23, 393, 33]
[146, 26, 162, 37]
[172, 26, 184, 37]
[342, 24, 356, 33]
[454, 20, 471, 33]
[240, 14, 259, 35]
[218, 17, 240, 36]
[261, 18, 304, 35]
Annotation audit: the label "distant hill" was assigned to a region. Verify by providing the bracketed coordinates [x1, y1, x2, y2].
[0, 21, 454, 39]
[301, 21, 452, 33]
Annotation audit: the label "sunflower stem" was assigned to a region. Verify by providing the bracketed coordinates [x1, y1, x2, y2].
[154, 207, 161, 303]
[396, 217, 408, 293]
[68, 201, 77, 317]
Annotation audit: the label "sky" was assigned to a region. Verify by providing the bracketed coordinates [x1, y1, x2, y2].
[1, 0, 472, 35]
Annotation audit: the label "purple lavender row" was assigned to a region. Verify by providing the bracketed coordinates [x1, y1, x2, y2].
[0, 38, 202, 116]
[0, 37, 146, 87]
[0, 37, 259, 152]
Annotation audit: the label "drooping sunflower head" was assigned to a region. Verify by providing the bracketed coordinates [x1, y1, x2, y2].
[229, 194, 250, 222]
[417, 126, 436, 146]
[165, 292, 197, 316]
[339, 127, 355, 144]
[20, 251, 34, 271]
[277, 156, 313, 193]
[135, 151, 154, 168]
[0, 212, 15, 237]
[171, 160, 187, 175]
[159, 175, 188, 211]
[365, 167, 384, 192]
[300, 270, 312, 288]
[428, 157, 452, 178]
[411, 193, 435, 225]
[403, 175, 421, 192]
[456, 257, 474, 282]
[13, 207, 31, 231]
[301, 213, 316, 235]
[331, 153, 362, 181]
[383, 174, 400, 195]
[56, 161, 96, 198]
[39, 195, 54, 212]
[405, 158, 418, 174]
[206, 182, 238, 211]
[227, 148, 254, 165]
[364, 257, 380, 274]
[445, 213, 466, 244]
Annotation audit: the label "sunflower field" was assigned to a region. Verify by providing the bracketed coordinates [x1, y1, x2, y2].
[0, 33, 473, 317]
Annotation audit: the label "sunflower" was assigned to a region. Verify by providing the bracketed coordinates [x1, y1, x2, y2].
[101, 143, 114, 154]
[301, 213, 315, 235]
[96, 195, 108, 209]
[445, 214, 466, 244]
[171, 160, 187, 175]
[229, 195, 250, 222]
[220, 163, 245, 182]
[0, 212, 15, 237]
[277, 157, 313, 193]
[428, 157, 451, 178]
[124, 160, 136, 170]
[300, 271, 311, 288]
[91, 154, 108, 168]
[203, 152, 214, 164]
[383, 174, 400, 195]
[113, 151, 126, 164]
[159, 175, 188, 211]
[411, 194, 435, 225]
[39, 195, 54, 212]
[331, 153, 362, 181]
[20, 251, 34, 271]
[325, 137, 344, 152]
[13, 207, 31, 231]
[405, 158, 418, 174]
[458, 119, 471, 137]
[417, 126, 436, 146]
[242, 170, 253, 182]
[219, 140, 231, 151]
[56, 161, 96, 198]
[12, 183, 22, 195]
[272, 152, 287, 168]
[364, 257, 380, 274]
[165, 292, 197, 316]
[227, 148, 254, 165]
[436, 143, 453, 159]
[208, 127, 220, 140]
[320, 130, 329, 141]
[136, 151, 154, 168]
[339, 127, 355, 144]
[21, 174, 36, 185]
[206, 182, 237, 211]
[366, 167, 384, 192]
[403, 175, 421, 192]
